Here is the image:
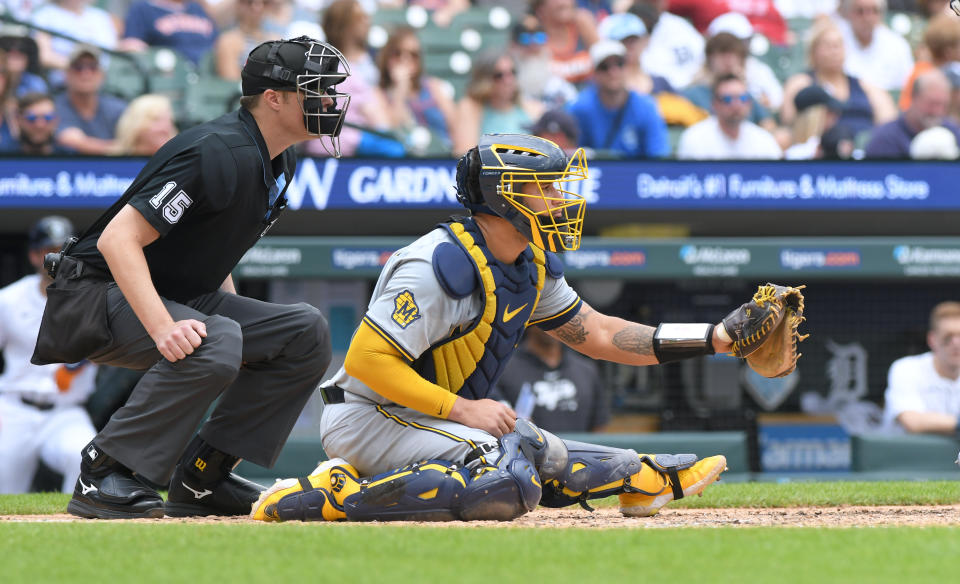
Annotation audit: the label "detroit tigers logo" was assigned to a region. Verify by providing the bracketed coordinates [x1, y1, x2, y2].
[392, 290, 421, 329]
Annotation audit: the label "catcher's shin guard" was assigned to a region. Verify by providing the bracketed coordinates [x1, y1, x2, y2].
[344, 431, 542, 522]
[250, 458, 361, 522]
[536, 436, 727, 516]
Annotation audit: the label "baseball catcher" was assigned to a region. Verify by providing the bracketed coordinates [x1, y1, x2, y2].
[250, 134, 806, 523]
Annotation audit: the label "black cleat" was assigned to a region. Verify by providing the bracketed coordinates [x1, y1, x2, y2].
[165, 468, 264, 517]
[67, 469, 165, 519]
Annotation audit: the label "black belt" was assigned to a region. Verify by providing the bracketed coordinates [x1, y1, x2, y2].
[319, 385, 345, 405]
[21, 396, 55, 411]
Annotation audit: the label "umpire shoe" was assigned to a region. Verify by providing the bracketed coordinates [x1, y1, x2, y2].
[619, 454, 727, 518]
[165, 466, 265, 517]
[67, 442, 165, 519]
[164, 436, 265, 517]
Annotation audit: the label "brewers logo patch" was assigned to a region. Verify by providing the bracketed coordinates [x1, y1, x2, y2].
[392, 290, 421, 328]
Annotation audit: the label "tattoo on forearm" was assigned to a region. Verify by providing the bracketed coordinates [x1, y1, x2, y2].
[554, 306, 593, 345]
[613, 325, 654, 356]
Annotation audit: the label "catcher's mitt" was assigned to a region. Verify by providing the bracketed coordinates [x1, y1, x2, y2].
[722, 283, 808, 378]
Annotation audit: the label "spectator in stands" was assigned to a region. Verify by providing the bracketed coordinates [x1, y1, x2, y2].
[781, 21, 896, 138]
[493, 327, 610, 433]
[304, 0, 397, 158]
[15, 93, 63, 155]
[784, 85, 843, 159]
[322, 0, 377, 85]
[630, 0, 705, 90]
[532, 0, 598, 85]
[31, 0, 119, 89]
[567, 39, 670, 158]
[836, 0, 914, 91]
[374, 26, 456, 154]
[53, 46, 128, 155]
[864, 68, 960, 157]
[528, 107, 580, 152]
[110, 94, 177, 156]
[452, 50, 543, 155]
[819, 123, 856, 158]
[676, 73, 782, 159]
[0, 49, 18, 153]
[510, 16, 578, 109]
[883, 301, 960, 436]
[681, 33, 777, 134]
[909, 125, 960, 158]
[900, 14, 960, 110]
[668, 0, 789, 47]
[0, 216, 98, 494]
[214, 0, 275, 81]
[120, 0, 218, 65]
[598, 12, 707, 127]
[705, 13, 783, 111]
[0, 36, 48, 97]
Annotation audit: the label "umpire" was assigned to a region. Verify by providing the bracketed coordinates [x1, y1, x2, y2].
[31, 37, 352, 519]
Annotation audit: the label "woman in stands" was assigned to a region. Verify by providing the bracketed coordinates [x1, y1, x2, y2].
[374, 26, 456, 154]
[452, 50, 543, 154]
[110, 94, 177, 156]
[780, 20, 895, 139]
[214, 0, 275, 81]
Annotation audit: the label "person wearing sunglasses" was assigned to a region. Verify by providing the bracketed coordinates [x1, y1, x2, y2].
[837, 0, 914, 91]
[15, 93, 64, 155]
[52, 46, 128, 155]
[677, 73, 782, 159]
[567, 39, 669, 158]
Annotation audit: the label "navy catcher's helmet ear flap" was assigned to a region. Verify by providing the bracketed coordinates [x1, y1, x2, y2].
[455, 147, 484, 207]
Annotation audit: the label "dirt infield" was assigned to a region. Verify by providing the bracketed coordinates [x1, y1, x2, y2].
[4, 505, 960, 527]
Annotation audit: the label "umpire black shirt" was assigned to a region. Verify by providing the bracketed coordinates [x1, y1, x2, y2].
[71, 108, 296, 303]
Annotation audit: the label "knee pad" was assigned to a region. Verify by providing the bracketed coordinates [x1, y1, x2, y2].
[513, 418, 569, 481]
[343, 432, 543, 522]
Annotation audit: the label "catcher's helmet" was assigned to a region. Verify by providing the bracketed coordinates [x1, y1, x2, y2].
[28, 216, 74, 250]
[455, 134, 588, 252]
[242, 36, 351, 154]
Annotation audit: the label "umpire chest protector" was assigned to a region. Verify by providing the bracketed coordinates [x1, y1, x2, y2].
[413, 218, 562, 400]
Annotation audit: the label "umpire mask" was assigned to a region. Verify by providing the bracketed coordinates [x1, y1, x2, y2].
[242, 36, 352, 157]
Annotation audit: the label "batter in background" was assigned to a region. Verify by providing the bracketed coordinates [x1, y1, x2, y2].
[0, 217, 97, 494]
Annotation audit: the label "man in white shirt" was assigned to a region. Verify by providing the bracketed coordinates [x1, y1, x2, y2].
[676, 74, 782, 159]
[883, 301, 960, 436]
[634, 0, 705, 89]
[836, 0, 914, 91]
[0, 217, 97, 493]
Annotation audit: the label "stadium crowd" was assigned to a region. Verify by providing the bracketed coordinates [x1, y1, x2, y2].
[0, 0, 958, 159]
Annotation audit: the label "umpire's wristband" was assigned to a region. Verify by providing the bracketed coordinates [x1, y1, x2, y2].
[653, 323, 716, 364]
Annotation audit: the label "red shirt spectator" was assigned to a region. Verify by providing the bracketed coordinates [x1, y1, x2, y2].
[668, 0, 789, 45]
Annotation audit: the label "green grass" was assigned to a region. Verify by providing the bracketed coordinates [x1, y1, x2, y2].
[4, 523, 959, 584]
[4, 481, 959, 516]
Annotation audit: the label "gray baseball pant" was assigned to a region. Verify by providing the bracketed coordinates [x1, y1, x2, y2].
[88, 285, 331, 485]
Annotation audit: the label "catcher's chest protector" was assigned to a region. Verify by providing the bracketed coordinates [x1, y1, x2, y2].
[413, 219, 547, 399]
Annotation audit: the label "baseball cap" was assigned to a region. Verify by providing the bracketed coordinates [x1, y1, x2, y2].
[794, 85, 843, 114]
[28, 216, 74, 250]
[707, 12, 754, 41]
[528, 109, 579, 143]
[598, 13, 647, 41]
[590, 39, 627, 68]
[68, 44, 101, 66]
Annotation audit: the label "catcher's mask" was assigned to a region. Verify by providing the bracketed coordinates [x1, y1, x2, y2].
[242, 36, 351, 156]
[455, 134, 588, 252]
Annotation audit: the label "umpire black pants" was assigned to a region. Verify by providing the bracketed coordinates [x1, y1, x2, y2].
[88, 285, 331, 485]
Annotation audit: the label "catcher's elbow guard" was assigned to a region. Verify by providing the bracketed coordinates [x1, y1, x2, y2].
[652, 323, 716, 363]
